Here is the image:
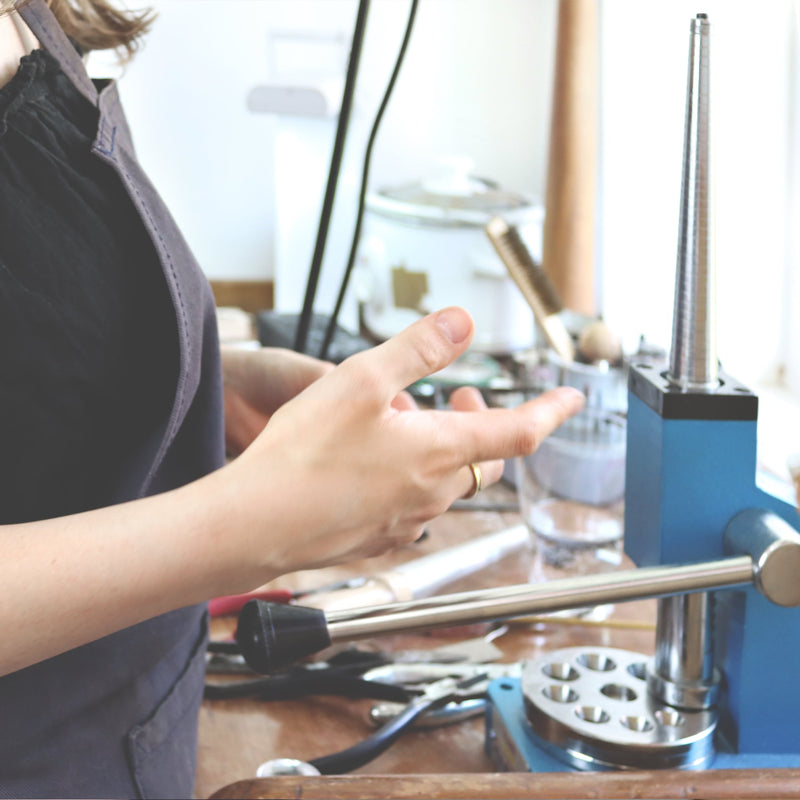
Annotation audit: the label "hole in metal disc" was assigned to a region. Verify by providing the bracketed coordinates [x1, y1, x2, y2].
[577, 653, 617, 672]
[542, 684, 579, 703]
[620, 715, 654, 732]
[575, 706, 611, 724]
[600, 683, 637, 702]
[654, 708, 685, 727]
[627, 662, 647, 681]
[541, 662, 580, 681]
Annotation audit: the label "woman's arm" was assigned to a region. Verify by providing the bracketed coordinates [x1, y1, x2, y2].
[0, 307, 583, 677]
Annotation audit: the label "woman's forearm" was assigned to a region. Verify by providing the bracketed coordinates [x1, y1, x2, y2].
[0, 469, 250, 677]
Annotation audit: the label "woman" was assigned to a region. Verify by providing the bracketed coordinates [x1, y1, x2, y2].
[0, 2, 584, 797]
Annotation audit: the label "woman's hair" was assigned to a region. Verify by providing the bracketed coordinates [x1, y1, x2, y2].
[5, 0, 154, 59]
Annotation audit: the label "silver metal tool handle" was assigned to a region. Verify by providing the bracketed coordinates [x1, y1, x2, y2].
[236, 511, 800, 674]
[327, 557, 753, 642]
[326, 510, 800, 643]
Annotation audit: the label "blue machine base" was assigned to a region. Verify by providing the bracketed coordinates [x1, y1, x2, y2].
[485, 678, 800, 772]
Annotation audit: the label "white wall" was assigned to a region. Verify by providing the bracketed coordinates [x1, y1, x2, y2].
[91, 0, 798, 393]
[598, 0, 796, 387]
[786, 0, 800, 395]
[90, 0, 557, 321]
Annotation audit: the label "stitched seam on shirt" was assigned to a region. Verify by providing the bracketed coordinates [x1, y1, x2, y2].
[96, 116, 116, 156]
[116, 164, 191, 427]
[96, 84, 124, 155]
[26, 6, 95, 104]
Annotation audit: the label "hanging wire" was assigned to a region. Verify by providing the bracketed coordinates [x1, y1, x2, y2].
[319, 0, 420, 361]
[294, 0, 372, 354]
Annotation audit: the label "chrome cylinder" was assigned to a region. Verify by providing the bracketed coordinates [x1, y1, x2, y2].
[649, 593, 719, 710]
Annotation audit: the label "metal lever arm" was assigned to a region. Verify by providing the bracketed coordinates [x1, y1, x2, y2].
[237, 510, 800, 674]
[325, 556, 753, 642]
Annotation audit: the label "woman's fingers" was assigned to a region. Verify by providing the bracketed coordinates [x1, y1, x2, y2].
[448, 388, 504, 495]
[391, 390, 418, 411]
[448, 388, 583, 499]
[224, 388, 269, 456]
[348, 307, 475, 402]
[442, 386, 586, 466]
[449, 385, 487, 412]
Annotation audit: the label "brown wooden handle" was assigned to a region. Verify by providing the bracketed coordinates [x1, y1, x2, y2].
[209, 769, 800, 799]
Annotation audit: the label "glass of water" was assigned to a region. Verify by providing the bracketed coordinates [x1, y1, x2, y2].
[518, 406, 626, 617]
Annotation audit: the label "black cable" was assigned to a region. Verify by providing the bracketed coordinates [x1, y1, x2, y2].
[319, 0, 420, 361]
[204, 674, 411, 703]
[307, 673, 487, 774]
[294, 0, 372, 354]
[309, 691, 431, 774]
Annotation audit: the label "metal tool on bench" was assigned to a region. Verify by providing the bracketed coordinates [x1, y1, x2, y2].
[254, 671, 491, 776]
[205, 648, 514, 721]
[235, 14, 800, 775]
[363, 660, 522, 729]
[208, 648, 514, 774]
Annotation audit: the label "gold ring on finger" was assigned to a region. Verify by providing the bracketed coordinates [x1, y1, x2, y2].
[463, 462, 482, 499]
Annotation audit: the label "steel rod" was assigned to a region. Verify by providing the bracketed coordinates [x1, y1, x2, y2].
[326, 556, 753, 642]
[668, 13, 717, 390]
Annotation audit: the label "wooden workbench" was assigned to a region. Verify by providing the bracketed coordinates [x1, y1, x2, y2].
[195, 484, 663, 798]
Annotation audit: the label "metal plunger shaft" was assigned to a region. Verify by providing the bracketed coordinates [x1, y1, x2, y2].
[655, 13, 719, 712]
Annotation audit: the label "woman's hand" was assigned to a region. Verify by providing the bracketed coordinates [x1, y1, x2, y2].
[221, 346, 334, 456]
[0, 307, 582, 675]
[218, 307, 585, 586]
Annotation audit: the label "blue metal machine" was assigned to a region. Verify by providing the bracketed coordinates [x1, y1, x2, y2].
[486, 13, 800, 772]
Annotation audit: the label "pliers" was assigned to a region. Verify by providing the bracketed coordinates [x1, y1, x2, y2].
[306, 672, 489, 774]
[360, 660, 522, 729]
[204, 648, 514, 773]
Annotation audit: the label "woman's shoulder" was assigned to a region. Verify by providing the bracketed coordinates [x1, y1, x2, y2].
[0, 12, 38, 90]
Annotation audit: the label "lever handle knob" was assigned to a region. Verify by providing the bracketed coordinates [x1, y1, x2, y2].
[724, 508, 800, 607]
[236, 600, 331, 674]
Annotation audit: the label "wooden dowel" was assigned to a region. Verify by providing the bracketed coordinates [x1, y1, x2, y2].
[209, 769, 800, 800]
[509, 614, 656, 631]
[542, 0, 598, 315]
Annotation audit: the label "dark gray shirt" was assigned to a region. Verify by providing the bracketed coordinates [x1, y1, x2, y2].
[0, 3, 225, 797]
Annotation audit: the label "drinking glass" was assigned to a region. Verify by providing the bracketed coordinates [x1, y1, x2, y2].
[517, 358, 627, 618]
